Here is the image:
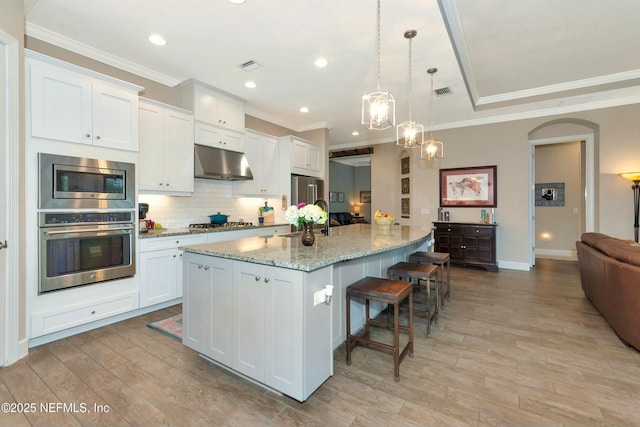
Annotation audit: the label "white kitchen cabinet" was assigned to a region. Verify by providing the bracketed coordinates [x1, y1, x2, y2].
[232, 260, 332, 400]
[233, 130, 278, 196]
[180, 80, 246, 132]
[27, 51, 141, 151]
[256, 225, 287, 237]
[206, 228, 256, 243]
[182, 254, 233, 364]
[138, 234, 206, 307]
[194, 122, 245, 153]
[285, 136, 324, 178]
[139, 98, 194, 193]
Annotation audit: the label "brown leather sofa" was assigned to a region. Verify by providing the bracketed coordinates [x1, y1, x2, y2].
[576, 232, 640, 350]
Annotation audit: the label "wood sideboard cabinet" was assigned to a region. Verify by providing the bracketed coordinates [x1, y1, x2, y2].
[433, 222, 498, 272]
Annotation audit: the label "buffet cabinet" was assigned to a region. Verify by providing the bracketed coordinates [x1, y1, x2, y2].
[433, 222, 498, 272]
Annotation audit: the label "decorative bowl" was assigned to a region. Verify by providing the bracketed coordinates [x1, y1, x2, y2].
[375, 217, 394, 226]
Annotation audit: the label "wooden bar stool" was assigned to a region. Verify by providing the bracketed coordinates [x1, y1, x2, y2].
[387, 262, 439, 337]
[409, 251, 451, 307]
[346, 276, 414, 382]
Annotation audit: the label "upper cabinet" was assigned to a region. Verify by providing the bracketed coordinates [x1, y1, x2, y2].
[180, 79, 246, 133]
[233, 130, 279, 196]
[139, 98, 194, 194]
[26, 51, 142, 152]
[284, 136, 324, 178]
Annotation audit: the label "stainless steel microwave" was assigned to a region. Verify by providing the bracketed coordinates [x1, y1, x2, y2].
[39, 153, 135, 209]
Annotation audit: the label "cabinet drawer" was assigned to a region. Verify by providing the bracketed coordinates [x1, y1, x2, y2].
[31, 291, 138, 337]
[435, 225, 463, 234]
[464, 226, 494, 236]
[140, 234, 205, 252]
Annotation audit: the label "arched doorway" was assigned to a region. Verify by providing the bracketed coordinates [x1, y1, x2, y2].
[528, 119, 598, 266]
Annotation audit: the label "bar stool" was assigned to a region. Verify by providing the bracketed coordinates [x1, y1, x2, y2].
[346, 276, 414, 382]
[409, 251, 451, 307]
[387, 262, 439, 337]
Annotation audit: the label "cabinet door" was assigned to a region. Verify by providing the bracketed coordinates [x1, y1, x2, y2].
[182, 258, 212, 354]
[139, 102, 165, 191]
[263, 266, 303, 396]
[192, 85, 219, 124]
[305, 143, 322, 175]
[292, 139, 308, 170]
[92, 82, 139, 151]
[139, 249, 178, 307]
[260, 136, 279, 194]
[164, 110, 194, 192]
[233, 262, 266, 380]
[234, 132, 278, 196]
[195, 122, 244, 152]
[217, 97, 245, 132]
[29, 60, 92, 144]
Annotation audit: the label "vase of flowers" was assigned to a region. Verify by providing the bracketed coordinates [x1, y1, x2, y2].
[285, 203, 328, 247]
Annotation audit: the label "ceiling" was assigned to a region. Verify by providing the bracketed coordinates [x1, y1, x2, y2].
[24, 0, 640, 150]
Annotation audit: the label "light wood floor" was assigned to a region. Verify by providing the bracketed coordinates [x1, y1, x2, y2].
[2, 259, 639, 426]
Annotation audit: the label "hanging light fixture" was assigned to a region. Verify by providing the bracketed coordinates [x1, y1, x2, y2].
[396, 30, 424, 148]
[361, 0, 395, 131]
[421, 68, 444, 159]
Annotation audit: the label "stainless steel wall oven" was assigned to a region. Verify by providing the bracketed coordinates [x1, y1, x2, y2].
[38, 211, 135, 293]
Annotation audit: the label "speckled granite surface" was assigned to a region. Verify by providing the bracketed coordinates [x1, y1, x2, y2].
[139, 223, 289, 239]
[181, 224, 432, 272]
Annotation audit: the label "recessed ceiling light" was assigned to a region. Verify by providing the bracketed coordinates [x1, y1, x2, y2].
[314, 57, 328, 68]
[299, 107, 309, 113]
[148, 34, 167, 46]
[244, 81, 256, 89]
[352, 131, 359, 136]
[229, 0, 246, 4]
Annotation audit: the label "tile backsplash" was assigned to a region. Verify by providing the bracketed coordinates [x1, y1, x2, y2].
[139, 179, 285, 228]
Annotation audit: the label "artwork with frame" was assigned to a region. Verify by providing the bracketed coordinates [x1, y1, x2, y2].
[401, 177, 410, 194]
[360, 191, 371, 203]
[338, 192, 345, 203]
[329, 191, 337, 202]
[401, 198, 410, 217]
[401, 157, 410, 174]
[440, 165, 497, 207]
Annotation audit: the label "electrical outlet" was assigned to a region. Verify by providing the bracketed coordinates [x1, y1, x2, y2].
[314, 290, 325, 306]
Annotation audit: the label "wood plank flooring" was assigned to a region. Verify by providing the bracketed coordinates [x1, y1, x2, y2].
[2, 259, 639, 426]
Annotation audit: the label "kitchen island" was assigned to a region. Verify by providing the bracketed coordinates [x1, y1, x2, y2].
[180, 224, 432, 401]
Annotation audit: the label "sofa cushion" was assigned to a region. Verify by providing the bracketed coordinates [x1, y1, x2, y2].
[581, 232, 610, 248]
[592, 237, 635, 257]
[612, 243, 640, 267]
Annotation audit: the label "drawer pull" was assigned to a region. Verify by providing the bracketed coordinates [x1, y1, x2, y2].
[264, 277, 270, 283]
[255, 276, 261, 281]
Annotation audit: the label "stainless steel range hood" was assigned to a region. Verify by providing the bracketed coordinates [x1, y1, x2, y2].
[194, 144, 253, 181]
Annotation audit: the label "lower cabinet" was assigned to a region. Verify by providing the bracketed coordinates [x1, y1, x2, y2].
[138, 234, 206, 307]
[433, 222, 498, 271]
[182, 253, 333, 402]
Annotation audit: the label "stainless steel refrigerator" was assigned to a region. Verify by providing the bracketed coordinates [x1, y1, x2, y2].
[291, 175, 325, 207]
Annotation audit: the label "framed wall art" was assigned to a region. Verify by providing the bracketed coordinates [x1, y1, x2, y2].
[401, 177, 410, 194]
[440, 165, 497, 207]
[329, 191, 337, 202]
[360, 191, 371, 203]
[401, 197, 410, 217]
[401, 156, 410, 174]
[535, 182, 565, 206]
[338, 192, 345, 203]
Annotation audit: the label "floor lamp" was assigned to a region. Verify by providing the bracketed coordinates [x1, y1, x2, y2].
[620, 172, 640, 242]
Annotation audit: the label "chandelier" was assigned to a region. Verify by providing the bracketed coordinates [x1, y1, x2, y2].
[421, 68, 444, 159]
[361, 0, 395, 131]
[396, 30, 424, 149]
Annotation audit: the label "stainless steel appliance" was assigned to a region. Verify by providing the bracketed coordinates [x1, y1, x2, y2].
[39, 153, 135, 209]
[291, 175, 325, 231]
[291, 175, 324, 207]
[138, 203, 149, 234]
[38, 211, 135, 293]
[194, 144, 253, 181]
[188, 221, 254, 232]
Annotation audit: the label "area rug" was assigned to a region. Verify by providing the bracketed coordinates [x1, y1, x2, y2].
[147, 313, 182, 342]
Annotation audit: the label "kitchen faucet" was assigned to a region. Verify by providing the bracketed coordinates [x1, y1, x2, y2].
[314, 199, 329, 236]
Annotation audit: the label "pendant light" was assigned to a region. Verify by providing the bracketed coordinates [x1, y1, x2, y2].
[396, 30, 424, 148]
[421, 68, 444, 159]
[361, 0, 395, 131]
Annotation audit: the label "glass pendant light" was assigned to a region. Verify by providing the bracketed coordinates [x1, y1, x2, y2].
[396, 30, 424, 148]
[421, 68, 444, 159]
[361, 0, 395, 130]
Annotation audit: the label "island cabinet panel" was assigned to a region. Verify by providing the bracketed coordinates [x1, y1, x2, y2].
[182, 254, 233, 364]
[433, 222, 498, 272]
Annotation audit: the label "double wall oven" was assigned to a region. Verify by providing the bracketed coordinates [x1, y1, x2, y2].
[38, 153, 136, 294]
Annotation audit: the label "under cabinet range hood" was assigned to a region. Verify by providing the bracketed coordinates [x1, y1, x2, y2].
[194, 144, 254, 180]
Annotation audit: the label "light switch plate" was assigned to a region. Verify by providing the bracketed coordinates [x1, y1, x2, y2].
[313, 290, 325, 306]
[421, 208, 429, 214]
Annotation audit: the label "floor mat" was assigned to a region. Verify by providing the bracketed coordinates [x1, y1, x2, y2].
[147, 313, 182, 342]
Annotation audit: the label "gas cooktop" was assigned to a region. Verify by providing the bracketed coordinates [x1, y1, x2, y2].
[188, 222, 254, 231]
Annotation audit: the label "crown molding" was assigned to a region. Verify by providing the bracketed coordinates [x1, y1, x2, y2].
[245, 106, 332, 133]
[25, 23, 182, 87]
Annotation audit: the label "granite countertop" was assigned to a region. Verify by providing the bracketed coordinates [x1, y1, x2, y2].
[139, 223, 290, 239]
[180, 224, 432, 272]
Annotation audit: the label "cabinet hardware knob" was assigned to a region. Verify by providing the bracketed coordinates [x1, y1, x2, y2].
[159, 183, 163, 186]
[205, 266, 210, 270]
[0, 240, 7, 250]
[166, 183, 169, 186]
[264, 277, 270, 283]
[198, 264, 203, 269]
[91, 310, 96, 315]
[255, 276, 261, 281]
[85, 133, 91, 138]
[176, 241, 180, 244]
[95, 135, 101, 140]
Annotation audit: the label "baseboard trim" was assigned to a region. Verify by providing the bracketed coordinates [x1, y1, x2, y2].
[497, 260, 530, 271]
[536, 249, 578, 260]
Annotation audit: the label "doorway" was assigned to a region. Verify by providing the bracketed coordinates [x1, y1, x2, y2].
[529, 131, 596, 266]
